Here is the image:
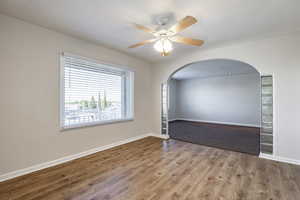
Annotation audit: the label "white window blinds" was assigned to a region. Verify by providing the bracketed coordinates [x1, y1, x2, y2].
[61, 54, 134, 129]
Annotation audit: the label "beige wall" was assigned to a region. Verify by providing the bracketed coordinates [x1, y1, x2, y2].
[152, 33, 300, 161]
[0, 14, 153, 175]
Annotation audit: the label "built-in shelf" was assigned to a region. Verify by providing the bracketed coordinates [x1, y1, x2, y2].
[262, 84, 272, 87]
[260, 75, 273, 155]
[261, 143, 273, 154]
[161, 83, 168, 135]
[261, 142, 273, 146]
[260, 134, 273, 144]
[262, 113, 273, 117]
[262, 94, 272, 97]
[262, 103, 273, 106]
[261, 133, 273, 138]
[261, 128, 273, 133]
[261, 133, 273, 136]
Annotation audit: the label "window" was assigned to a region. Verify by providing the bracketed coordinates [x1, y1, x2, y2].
[60, 53, 134, 129]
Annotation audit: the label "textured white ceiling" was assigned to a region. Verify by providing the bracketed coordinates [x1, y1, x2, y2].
[172, 59, 258, 80]
[0, 0, 299, 62]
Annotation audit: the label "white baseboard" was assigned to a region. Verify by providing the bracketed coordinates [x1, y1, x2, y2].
[170, 118, 260, 128]
[149, 133, 170, 139]
[0, 133, 168, 182]
[3, 133, 299, 182]
[259, 153, 300, 166]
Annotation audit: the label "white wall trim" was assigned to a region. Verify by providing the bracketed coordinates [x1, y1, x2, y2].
[259, 153, 300, 166]
[0, 133, 168, 182]
[169, 118, 260, 128]
[149, 133, 170, 139]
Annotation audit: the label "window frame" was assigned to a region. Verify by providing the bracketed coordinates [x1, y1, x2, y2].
[60, 52, 134, 130]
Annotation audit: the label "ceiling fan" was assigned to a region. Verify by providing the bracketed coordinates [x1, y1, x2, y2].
[128, 16, 204, 56]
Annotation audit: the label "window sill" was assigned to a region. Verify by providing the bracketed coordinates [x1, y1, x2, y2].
[60, 118, 134, 131]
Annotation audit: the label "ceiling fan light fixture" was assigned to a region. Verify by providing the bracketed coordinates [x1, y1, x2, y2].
[153, 38, 173, 56]
[129, 16, 203, 56]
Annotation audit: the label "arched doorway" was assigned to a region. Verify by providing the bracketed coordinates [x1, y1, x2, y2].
[161, 59, 273, 155]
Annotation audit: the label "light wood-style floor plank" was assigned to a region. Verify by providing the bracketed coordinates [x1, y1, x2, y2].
[1, 137, 300, 200]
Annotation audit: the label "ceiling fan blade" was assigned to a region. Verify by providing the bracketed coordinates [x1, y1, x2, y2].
[169, 16, 197, 34]
[170, 36, 204, 46]
[133, 23, 156, 35]
[128, 38, 157, 48]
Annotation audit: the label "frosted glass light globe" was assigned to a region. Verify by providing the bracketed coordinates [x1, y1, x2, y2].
[154, 38, 173, 53]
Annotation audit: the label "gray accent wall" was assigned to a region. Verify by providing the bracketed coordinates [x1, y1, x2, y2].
[169, 73, 260, 127]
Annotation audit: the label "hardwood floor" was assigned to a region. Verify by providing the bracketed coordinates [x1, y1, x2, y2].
[1, 137, 300, 200]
